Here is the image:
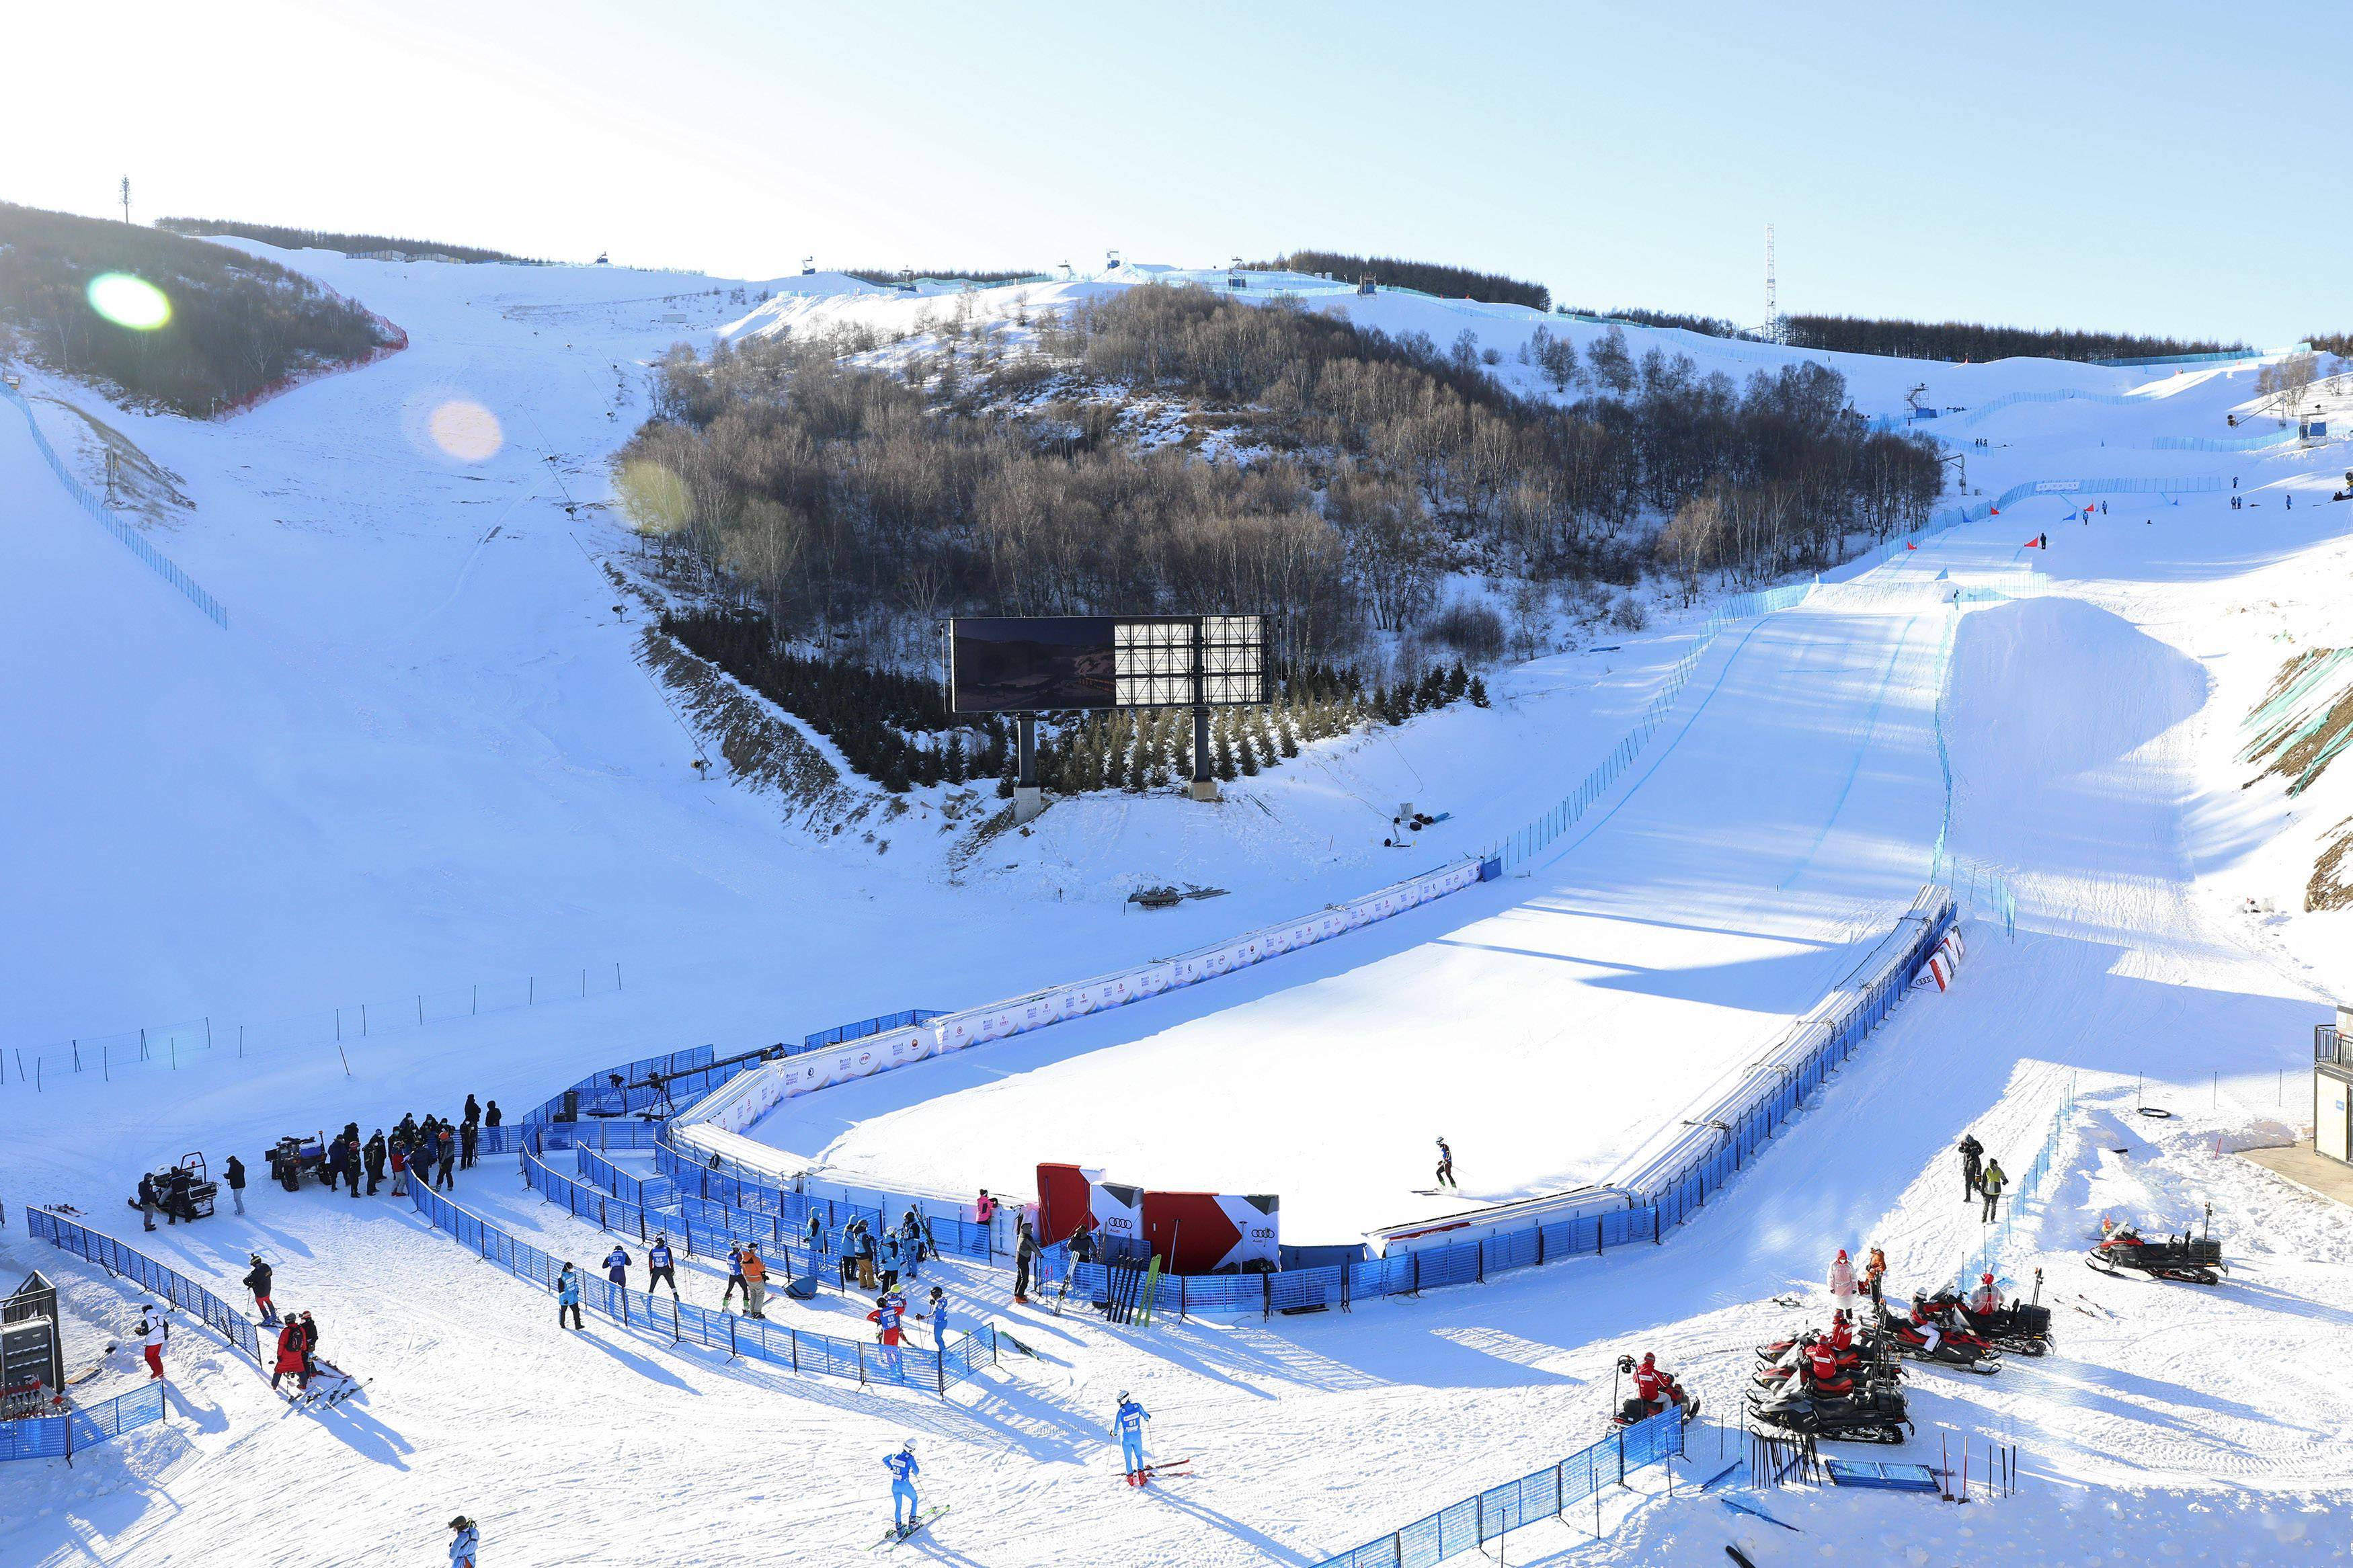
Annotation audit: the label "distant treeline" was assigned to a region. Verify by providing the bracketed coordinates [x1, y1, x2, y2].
[1254, 251, 1550, 313]
[155, 218, 538, 265]
[2307, 331, 2352, 358]
[1564, 306, 1753, 339]
[1781, 315, 2247, 364]
[844, 268, 1045, 287]
[1562, 302, 2251, 365]
[0, 202, 395, 417]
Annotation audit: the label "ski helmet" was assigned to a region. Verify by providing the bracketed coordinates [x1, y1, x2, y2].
[1117, 1390, 1131, 1403]
[1835, 1248, 1847, 1261]
[902, 1439, 916, 1453]
[1640, 1352, 1654, 1366]
[1981, 1272, 1994, 1284]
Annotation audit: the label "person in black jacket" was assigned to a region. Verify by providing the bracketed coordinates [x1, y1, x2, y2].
[459, 1119, 479, 1170]
[1956, 1132, 1985, 1202]
[223, 1154, 247, 1215]
[435, 1126, 457, 1189]
[483, 1100, 502, 1128]
[464, 1094, 481, 1126]
[363, 1132, 387, 1195]
[1013, 1219, 1039, 1304]
[243, 1254, 277, 1324]
[136, 1172, 159, 1232]
[297, 1311, 319, 1378]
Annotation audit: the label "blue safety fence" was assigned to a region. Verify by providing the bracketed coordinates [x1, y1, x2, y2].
[0, 378, 229, 628]
[407, 1175, 997, 1394]
[1923, 596, 2022, 940]
[2093, 344, 2305, 368]
[652, 1141, 995, 1262]
[1314, 1407, 1685, 1567]
[2150, 427, 2299, 452]
[805, 1009, 947, 1050]
[522, 1134, 954, 1289]
[26, 1208, 263, 1366]
[1488, 579, 1816, 868]
[1975, 1077, 2078, 1283]
[1868, 387, 2154, 436]
[519, 1045, 727, 1126]
[0, 1381, 167, 1464]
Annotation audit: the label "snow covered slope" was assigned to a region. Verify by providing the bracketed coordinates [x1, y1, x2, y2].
[4, 246, 2350, 1567]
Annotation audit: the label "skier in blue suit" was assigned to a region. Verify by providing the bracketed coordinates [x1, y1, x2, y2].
[885, 1440, 920, 1532]
[1113, 1391, 1151, 1485]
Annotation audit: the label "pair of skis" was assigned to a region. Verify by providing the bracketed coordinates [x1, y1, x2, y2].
[869, 1505, 949, 1551]
[1124, 1457, 1193, 1483]
[278, 1358, 368, 1412]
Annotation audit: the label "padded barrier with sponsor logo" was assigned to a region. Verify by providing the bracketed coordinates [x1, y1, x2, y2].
[1037, 1163, 1279, 1272]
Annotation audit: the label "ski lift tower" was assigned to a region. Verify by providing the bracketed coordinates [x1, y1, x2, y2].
[1228, 255, 1247, 290]
[1104, 249, 1124, 276]
[801, 255, 816, 276]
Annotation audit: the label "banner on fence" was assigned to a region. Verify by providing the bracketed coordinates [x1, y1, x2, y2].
[1145, 1190, 1279, 1272]
[1035, 1163, 1096, 1245]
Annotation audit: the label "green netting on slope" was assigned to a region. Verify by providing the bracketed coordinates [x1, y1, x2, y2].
[2241, 647, 2353, 796]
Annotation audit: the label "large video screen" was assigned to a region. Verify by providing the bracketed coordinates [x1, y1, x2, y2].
[949, 614, 1269, 714]
[949, 617, 1118, 712]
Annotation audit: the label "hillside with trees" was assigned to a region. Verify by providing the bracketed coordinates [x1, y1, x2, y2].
[1255, 251, 1550, 311]
[156, 217, 537, 264]
[0, 202, 397, 416]
[613, 286, 1938, 790]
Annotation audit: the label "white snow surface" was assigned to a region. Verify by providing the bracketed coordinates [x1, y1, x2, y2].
[2, 247, 2350, 1567]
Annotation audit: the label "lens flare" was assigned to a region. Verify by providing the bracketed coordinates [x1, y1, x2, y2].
[428, 399, 503, 462]
[87, 273, 173, 331]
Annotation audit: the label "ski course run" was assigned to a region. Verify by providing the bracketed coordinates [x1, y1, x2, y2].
[753, 563, 1957, 1242]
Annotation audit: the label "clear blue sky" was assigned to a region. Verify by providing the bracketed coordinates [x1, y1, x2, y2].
[7, 1, 2344, 342]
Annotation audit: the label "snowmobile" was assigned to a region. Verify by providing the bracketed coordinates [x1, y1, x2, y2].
[1746, 1373, 1911, 1444]
[1753, 1319, 1887, 1369]
[1923, 1292, 2055, 1356]
[2085, 1224, 2225, 1286]
[1876, 1305, 2001, 1374]
[1751, 1333, 1891, 1393]
[1611, 1356, 1702, 1428]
